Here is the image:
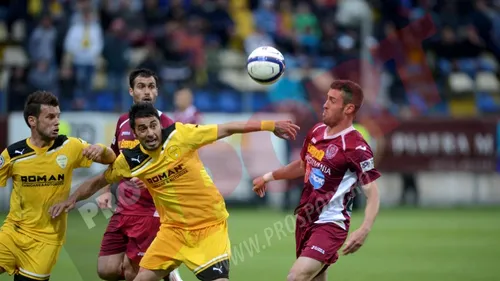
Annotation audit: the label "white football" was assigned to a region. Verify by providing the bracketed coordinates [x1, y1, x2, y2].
[247, 46, 285, 85]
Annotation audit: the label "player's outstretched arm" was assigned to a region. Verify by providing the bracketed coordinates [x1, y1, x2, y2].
[49, 174, 110, 218]
[342, 180, 380, 255]
[217, 120, 300, 140]
[252, 159, 306, 197]
[82, 144, 116, 164]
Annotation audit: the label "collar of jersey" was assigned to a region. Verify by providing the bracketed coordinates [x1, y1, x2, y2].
[323, 125, 356, 140]
[27, 137, 54, 154]
[139, 143, 162, 158]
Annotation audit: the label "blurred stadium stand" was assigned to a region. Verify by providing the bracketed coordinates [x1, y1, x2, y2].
[0, 0, 497, 116]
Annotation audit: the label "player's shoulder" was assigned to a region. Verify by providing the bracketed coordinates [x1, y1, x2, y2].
[159, 111, 174, 126]
[308, 122, 326, 137]
[342, 128, 371, 152]
[120, 144, 150, 170]
[5, 138, 32, 160]
[160, 122, 182, 145]
[116, 113, 130, 129]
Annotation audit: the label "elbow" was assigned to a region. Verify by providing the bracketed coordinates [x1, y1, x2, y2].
[216, 127, 232, 139]
[92, 175, 110, 192]
[102, 155, 116, 164]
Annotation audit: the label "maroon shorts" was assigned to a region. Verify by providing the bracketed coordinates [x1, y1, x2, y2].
[295, 220, 348, 273]
[99, 213, 161, 264]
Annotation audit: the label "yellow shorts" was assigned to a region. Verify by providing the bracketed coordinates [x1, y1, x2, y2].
[140, 220, 231, 278]
[0, 225, 61, 280]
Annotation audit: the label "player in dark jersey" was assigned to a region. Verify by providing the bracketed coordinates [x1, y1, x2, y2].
[95, 69, 182, 281]
[252, 80, 381, 281]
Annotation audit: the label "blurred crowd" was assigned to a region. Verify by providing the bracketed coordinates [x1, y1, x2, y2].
[0, 0, 499, 117]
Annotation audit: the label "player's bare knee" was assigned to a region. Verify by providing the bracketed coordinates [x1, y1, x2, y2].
[287, 269, 320, 281]
[288, 258, 323, 281]
[124, 265, 138, 281]
[0, 266, 5, 274]
[97, 262, 123, 280]
[287, 269, 310, 281]
[312, 271, 327, 281]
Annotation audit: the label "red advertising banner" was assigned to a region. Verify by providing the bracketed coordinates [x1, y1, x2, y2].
[373, 118, 498, 172]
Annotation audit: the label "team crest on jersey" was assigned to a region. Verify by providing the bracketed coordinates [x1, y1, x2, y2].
[325, 144, 338, 159]
[167, 146, 181, 160]
[56, 155, 68, 169]
[0, 155, 4, 168]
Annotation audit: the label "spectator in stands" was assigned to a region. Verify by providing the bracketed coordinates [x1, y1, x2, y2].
[28, 59, 58, 94]
[295, 2, 320, 55]
[63, 10, 103, 103]
[274, 0, 297, 54]
[253, 0, 278, 37]
[7, 67, 32, 111]
[58, 63, 77, 108]
[137, 39, 164, 76]
[142, 0, 168, 36]
[102, 18, 130, 106]
[109, 0, 146, 46]
[28, 14, 57, 65]
[206, 0, 234, 46]
[244, 26, 275, 55]
[173, 88, 201, 124]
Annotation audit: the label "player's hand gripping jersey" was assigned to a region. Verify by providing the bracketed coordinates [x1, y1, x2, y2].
[105, 123, 229, 229]
[0, 136, 93, 245]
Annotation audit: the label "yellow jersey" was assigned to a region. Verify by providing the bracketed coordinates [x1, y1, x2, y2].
[104, 122, 229, 230]
[0, 136, 93, 245]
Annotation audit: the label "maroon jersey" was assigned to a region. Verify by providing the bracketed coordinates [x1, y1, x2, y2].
[173, 105, 201, 124]
[110, 111, 174, 216]
[296, 123, 381, 230]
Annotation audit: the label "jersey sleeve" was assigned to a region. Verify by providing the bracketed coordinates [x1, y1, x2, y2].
[70, 137, 94, 168]
[346, 142, 381, 186]
[110, 118, 121, 156]
[0, 149, 12, 187]
[175, 122, 218, 150]
[160, 114, 175, 128]
[103, 154, 131, 183]
[300, 125, 319, 161]
[300, 137, 309, 161]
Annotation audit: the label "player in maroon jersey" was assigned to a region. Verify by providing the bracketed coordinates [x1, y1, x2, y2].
[95, 68, 183, 281]
[252, 80, 381, 281]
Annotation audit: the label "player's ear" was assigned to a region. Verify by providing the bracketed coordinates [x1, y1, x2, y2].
[344, 104, 355, 115]
[27, 116, 37, 128]
[129, 87, 134, 97]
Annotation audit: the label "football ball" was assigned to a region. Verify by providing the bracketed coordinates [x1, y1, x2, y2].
[247, 46, 285, 85]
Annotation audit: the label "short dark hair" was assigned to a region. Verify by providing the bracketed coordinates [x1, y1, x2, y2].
[23, 91, 59, 127]
[330, 80, 363, 112]
[129, 102, 160, 129]
[128, 68, 159, 88]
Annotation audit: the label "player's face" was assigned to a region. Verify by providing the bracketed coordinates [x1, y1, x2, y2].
[322, 89, 352, 127]
[34, 105, 60, 140]
[133, 116, 162, 151]
[174, 89, 192, 110]
[130, 76, 158, 104]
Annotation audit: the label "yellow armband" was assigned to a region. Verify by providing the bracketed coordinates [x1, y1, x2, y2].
[260, 120, 275, 132]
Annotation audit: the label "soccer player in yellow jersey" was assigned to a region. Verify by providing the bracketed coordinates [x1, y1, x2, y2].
[0, 91, 117, 281]
[50, 102, 300, 281]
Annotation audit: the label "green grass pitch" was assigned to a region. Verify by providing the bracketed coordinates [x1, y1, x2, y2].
[0, 207, 499, 281]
